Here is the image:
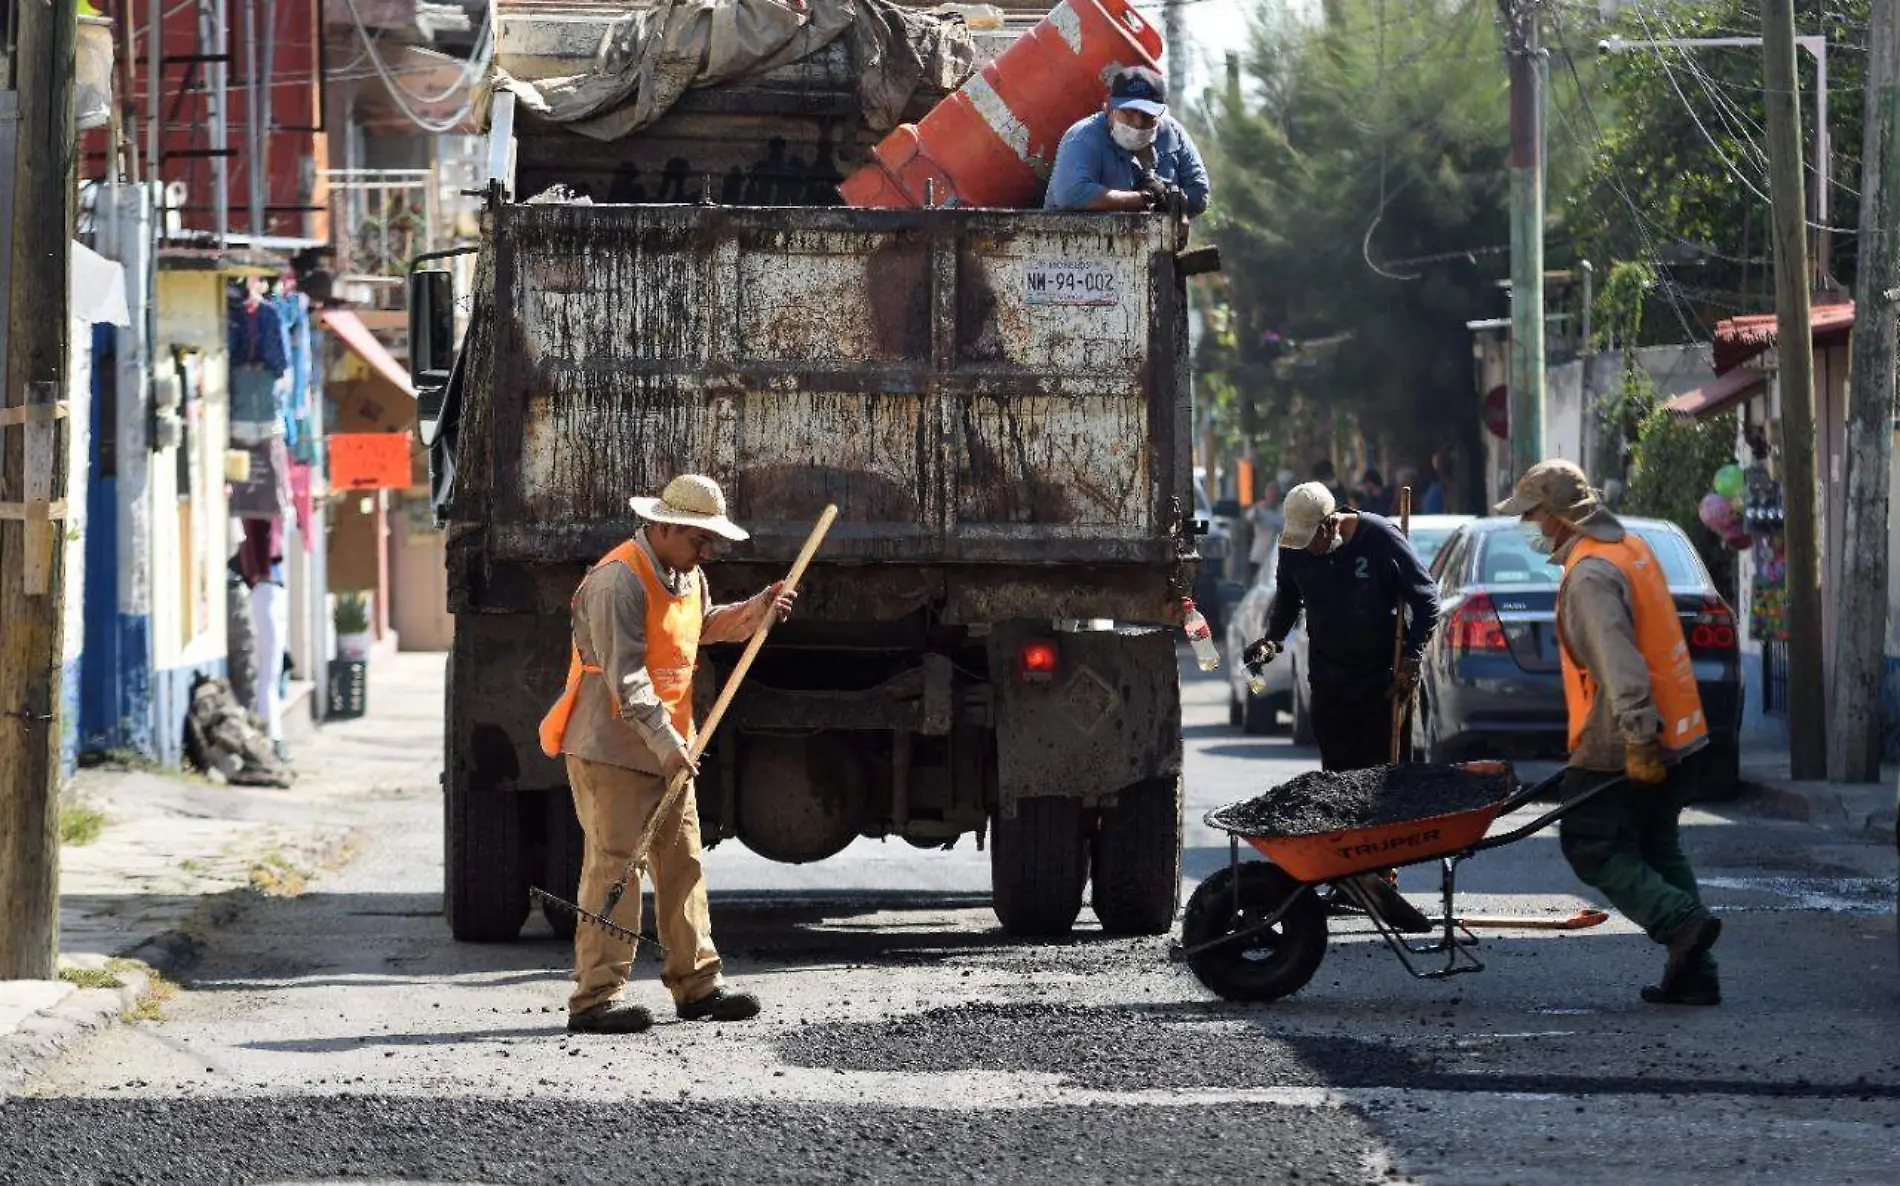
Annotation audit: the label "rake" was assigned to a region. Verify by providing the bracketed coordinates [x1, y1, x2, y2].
[531, 505, 839, 956]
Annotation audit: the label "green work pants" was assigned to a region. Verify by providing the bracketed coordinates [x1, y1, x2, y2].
[1557, 756, 1717, 979]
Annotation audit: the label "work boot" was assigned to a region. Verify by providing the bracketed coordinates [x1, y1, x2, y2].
[1641, 974, 1721, 1006]
[567, 1000, 655, 1034]
[1660, 908, 1722, 993]
[677, 987, 761, 1022]
[1346, 873, 1434, 934]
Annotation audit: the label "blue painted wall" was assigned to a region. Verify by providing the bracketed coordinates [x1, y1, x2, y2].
[78, 322, 156, 762]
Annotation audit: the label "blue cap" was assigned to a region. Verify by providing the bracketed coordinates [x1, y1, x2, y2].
[1109, 65, 1168, 117]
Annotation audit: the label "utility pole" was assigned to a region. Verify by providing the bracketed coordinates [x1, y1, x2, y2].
[1163, 0, 1188, 103]
[1502, 0, 1545, 478]
[0, 0, 80, 979]
[1828, 0, 1899, 783]
[1761, 0, 1828, 780]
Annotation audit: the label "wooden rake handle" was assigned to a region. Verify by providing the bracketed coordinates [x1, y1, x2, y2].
[634, 505, 839, 863]
[1390, 485, 1412, 764]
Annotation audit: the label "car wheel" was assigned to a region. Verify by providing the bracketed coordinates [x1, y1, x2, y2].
[1290, 670, 1316, 748]
[1694, 739, 1741, 801]
[1240, 687, 1278, 736]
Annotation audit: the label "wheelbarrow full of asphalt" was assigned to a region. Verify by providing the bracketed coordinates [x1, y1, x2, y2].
[1180, 761, 1624, 1003]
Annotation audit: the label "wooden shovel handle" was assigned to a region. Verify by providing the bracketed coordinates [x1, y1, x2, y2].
[1390, 486, 1412, 763]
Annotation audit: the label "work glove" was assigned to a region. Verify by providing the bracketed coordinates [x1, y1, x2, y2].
[1625, 738, 1667, 785]
[1133, 167, 1182, 213]
[1243, 638, 1281, 668]
[1388, 657, 1421, 703]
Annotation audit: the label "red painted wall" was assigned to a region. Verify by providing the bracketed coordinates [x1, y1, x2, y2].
[83, 0, 331, 243]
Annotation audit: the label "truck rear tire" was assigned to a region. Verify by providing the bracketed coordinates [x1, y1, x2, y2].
[542, 791, 585, 940]
[446, 787, 530, 942]
[1091, 777, 1184, 935]
[991, 797, 1089, 937]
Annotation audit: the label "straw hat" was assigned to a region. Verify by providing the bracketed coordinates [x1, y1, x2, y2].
[629, 474, 749, 541]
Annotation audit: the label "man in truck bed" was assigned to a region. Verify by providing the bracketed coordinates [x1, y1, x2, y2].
[539, 475, 795, 1034]
[1044, 65, 1210, 216]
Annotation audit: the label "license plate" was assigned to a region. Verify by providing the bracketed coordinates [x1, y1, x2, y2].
[1024, 260, 1121, 307]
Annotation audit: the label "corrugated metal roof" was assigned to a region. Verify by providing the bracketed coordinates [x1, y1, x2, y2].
[1664, 367, 1766, 423]
[1711, 302, 1856, 374]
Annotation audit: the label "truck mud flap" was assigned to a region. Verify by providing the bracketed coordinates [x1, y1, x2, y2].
[986, 624, 1181, 808]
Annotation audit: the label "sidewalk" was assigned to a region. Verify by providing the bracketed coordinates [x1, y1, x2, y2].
[0, 651, 446, 1096]
[1738, 741, 1898, 844]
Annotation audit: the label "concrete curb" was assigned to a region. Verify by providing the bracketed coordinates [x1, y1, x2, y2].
[0, 888, 253, 1102]
[0, 964, 153, 1100]
[1738, 776, 1898, 845]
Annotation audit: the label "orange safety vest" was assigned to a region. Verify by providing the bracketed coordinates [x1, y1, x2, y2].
[538, 538, 703, 759]
[1556, 532, 1708, 756]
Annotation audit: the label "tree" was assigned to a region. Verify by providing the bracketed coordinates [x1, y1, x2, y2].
[1194, 0, 1515, 488]
[1557, 0, 1869, 340]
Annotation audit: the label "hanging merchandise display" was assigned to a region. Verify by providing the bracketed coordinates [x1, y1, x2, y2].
[1745, 468, 1788, 642]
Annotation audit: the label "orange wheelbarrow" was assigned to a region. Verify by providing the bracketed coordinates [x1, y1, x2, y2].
[1179, 763, 1624, 1003]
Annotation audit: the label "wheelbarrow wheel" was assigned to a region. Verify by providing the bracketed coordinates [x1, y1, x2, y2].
[1181, 861, 1326, 1002]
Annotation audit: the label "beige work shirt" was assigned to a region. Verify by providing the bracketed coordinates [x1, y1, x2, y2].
[1552, 523, 1707, 772]
[559, 529, 757, 775]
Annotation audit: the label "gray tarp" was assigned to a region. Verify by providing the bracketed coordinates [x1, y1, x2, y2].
[488, 0, 977, 142]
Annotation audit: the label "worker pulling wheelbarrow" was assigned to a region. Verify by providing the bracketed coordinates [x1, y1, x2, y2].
[1179, 761, 1623, 1003]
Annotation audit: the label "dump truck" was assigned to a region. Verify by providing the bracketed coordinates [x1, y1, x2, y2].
[411, 0, 1208, 942]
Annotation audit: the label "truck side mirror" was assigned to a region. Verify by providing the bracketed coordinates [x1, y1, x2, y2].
[410, 269, 455, 444]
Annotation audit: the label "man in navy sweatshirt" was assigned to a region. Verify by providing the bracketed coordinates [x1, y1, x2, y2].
[1246, 481, 1441, 772]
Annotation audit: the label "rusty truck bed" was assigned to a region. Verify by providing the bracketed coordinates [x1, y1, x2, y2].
[442, 202, 1192, 589]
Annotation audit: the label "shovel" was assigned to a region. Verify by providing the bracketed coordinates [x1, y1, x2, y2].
[532, 505, 839, 955]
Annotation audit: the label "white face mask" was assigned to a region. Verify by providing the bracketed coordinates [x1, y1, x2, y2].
[1110, 120, 1158, 152]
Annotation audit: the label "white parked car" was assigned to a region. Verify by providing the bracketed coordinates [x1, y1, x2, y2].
[1221, 548, 1295, 734]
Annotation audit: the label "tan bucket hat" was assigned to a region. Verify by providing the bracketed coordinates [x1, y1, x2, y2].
[629, 474, 750, 541]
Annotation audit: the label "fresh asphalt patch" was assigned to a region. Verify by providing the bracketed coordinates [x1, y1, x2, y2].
[0, 1096, 1382, 1186]
[775, 1000, 1427, 1091]
[775, 1001, 1900, 1101]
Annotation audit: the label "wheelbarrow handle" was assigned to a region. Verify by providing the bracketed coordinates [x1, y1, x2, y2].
[1473, 770, 1628, 853]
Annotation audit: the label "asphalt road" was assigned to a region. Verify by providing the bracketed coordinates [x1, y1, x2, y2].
[4, 658, 1897, 1185]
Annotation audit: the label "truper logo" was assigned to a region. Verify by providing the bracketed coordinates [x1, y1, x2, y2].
[1335, 828, 1442, 861]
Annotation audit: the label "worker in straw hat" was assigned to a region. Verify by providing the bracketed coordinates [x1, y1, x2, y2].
[539, 474, 796, 1033]
[1497, 459, 1721, 1006]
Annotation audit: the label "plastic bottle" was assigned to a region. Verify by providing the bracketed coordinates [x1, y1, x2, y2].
[1182, 599, 1220, 671]
[1245, 665, 1270, 697]
[940, 3, 1006, 29]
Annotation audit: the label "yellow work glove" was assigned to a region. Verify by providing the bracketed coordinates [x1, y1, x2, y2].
[1625, 738, 1667, 785]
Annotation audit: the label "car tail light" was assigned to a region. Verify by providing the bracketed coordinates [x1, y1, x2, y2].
[1018, 639, 1059, 683]
[1448, 592, 1509, 654]
[1690, 595, 1737, 651]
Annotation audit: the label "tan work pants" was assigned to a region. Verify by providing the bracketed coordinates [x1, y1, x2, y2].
[565, 755, 722, 1014]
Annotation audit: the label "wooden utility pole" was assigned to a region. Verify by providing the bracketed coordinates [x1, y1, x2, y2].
[1761, 0, 1828, 780]
[1501, 0, 1546, 479]
[1829, 0, 1900, 783]
[1163, 0, 1187, 104]
[0, 0, 80, 980]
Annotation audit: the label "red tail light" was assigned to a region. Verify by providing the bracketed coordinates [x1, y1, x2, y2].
[1690, 596, 1736, 651]
[1019, 640, 1059, 683]
[1449, 592, 1508, 654]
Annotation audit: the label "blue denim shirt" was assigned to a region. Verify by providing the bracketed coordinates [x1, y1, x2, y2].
[1043, 112, 1210, 215]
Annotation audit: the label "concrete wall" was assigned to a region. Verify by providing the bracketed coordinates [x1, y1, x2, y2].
[150, 269, 234, 765]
